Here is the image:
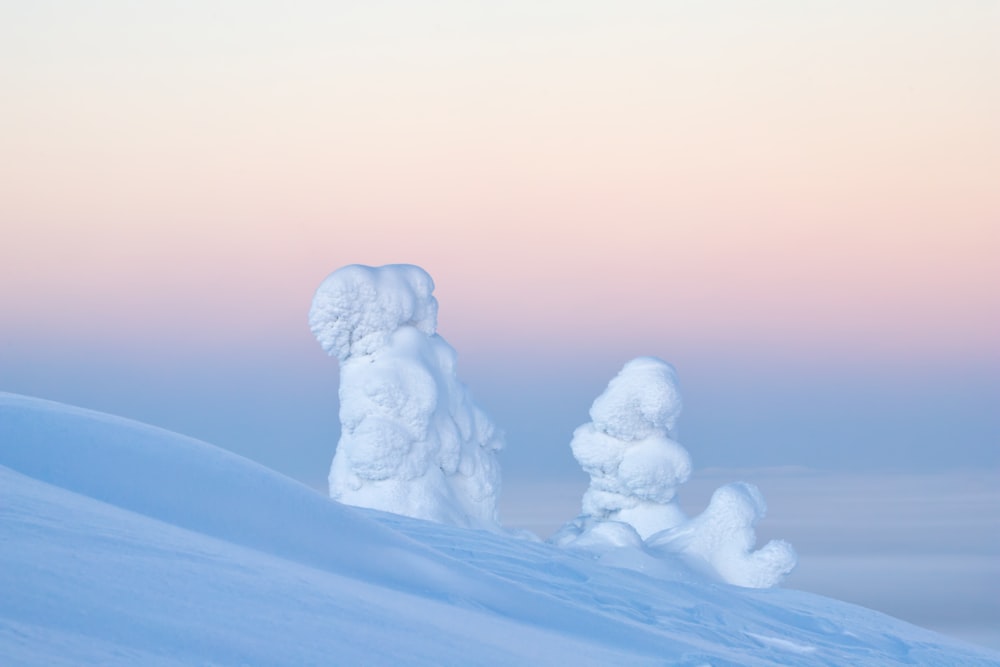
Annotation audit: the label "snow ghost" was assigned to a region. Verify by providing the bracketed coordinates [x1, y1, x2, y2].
[310, 264, 503, 529]
[568, 357, 691, 539]
[557, 357, 796, 588]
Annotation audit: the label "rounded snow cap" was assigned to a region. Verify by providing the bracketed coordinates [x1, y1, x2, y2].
[309, 264, 438, 361]
[590, 357, 682, 440]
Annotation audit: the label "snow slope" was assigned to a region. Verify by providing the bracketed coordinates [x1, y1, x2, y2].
[2, 392, 998, 666]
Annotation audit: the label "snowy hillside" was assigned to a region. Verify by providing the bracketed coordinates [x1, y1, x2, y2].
[2, 392, 998, 666]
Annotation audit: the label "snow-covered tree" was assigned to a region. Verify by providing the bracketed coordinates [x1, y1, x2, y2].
[309, 264, 503, 529]
[557, 357, 797, 588]
[564, 357, 691, 539]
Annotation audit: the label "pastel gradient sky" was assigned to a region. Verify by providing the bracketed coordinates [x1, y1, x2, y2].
[2, 1, 998, 486]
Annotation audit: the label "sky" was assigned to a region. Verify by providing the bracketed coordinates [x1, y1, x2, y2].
[2, 2, 998, 483]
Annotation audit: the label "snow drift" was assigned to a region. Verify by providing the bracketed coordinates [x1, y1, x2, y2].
[309, 264, 503, 529]
[556, 358, 797, 588]
[3, 392, 998, 666]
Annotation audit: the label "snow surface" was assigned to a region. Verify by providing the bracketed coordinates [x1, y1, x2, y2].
[3, 392, 999, 666]
[309, 264, 503, 528]
[557, 357, 796, 588]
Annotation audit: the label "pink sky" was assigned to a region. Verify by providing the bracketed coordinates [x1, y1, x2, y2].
[2, 2, 997, 367]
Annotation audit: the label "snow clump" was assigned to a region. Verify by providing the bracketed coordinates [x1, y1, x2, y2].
[556, 357, 797, 588]
[310, 264, 503, 529]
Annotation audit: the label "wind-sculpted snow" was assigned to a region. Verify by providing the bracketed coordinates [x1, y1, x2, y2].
[2, 393, 998, 666]
[558, 358, 797, 588]
[310, 264, 503, 529]
[648, 482, 798, 589]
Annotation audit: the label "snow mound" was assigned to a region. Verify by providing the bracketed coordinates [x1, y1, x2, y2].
[558, 358, 797, 588]
[648, 482, 797, 589]
[551, 516, 645, 550]
[310, 264, 503, 529]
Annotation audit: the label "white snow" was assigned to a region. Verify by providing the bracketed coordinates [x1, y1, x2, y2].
[559, 357, 797, 588]
[2, 392, 998, 666]
[589, 356, 684, 441]
[310, 264, 503, 529]
[648, 482, 798, 589]
[566, 357, 691, 538]
[309, 263, 438, 362]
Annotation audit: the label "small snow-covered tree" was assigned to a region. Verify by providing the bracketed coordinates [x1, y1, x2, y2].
[557, 357, 797, 588]
[309, 264, 503, 529]
[562, 357, 692, 540]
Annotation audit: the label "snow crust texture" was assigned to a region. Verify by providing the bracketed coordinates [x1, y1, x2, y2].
[310, 264, 503, 529]
[558, 358, 797, 588]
